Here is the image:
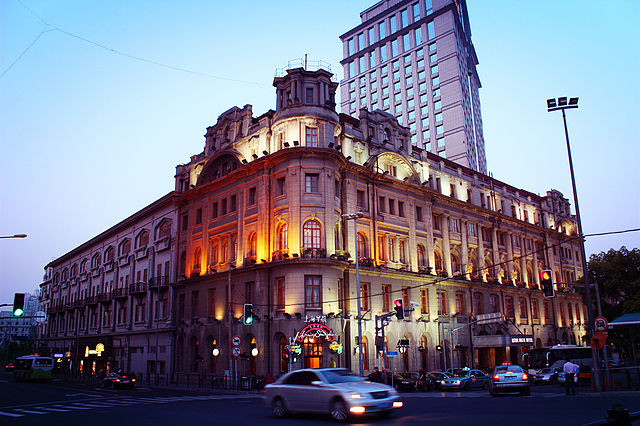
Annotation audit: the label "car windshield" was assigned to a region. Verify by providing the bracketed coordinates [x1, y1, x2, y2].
[453, 370, 470, 378]
[495, 366, 523, 373]
[322, 370, 365, 384]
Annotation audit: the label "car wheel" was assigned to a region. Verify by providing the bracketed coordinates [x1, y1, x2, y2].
[330, 398, 349, 422]
[272, 397, 288, 418]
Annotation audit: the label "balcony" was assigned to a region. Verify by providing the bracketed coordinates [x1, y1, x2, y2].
[86, 296, 98, 305]
[97, 292, 111, 302]
[149, 276, 170, 288]
[112, 287, 129, 298]
[135, 246, 149, 261]
[154, 236, 171, 252]
[272, 249, 289, 261]
[302, 248, 326, 259]
[129, 282, 147, 294]
[104, 261, 114, 272]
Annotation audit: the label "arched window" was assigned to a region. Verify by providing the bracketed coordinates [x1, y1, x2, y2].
[70, 264, 78, 277]
[417, 244, 426, 267]
[193, 247, 202, 274]
[62, 268, 69, 281]
[278, 224, 288, 251]
[357, 232, 368, 258]
[221, 239, 229, 264]
[91, 253, 101, 269]
[104, 246, 115, 263]
[247, 232, 257, 259]
[80, 259, 88, 273]
[434, 251, 443, 273]
[450, 253, 459, 274]
[156, 219, 172, 240]
[303, 220, 321, 249]
[136, 230, 149, 249]
[119, 239, 131, 257]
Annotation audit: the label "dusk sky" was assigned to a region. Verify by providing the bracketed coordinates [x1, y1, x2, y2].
[1, 0, 638, 307]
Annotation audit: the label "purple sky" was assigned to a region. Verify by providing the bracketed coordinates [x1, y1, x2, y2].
[1, 0, 638, 306]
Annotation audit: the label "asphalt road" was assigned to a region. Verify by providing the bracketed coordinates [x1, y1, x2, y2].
[0, 372, 638, 425]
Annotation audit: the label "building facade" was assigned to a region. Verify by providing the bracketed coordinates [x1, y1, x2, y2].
[340, 0, 487, 173]
[40, 67, 584, 382]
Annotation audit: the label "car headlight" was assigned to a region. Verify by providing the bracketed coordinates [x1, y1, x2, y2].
[454, 380, 461, 385]
[349, 392, 363, 399]
[441, 380, 445, 385]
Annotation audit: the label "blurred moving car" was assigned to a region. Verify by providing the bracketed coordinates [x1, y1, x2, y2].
[440, 368, 490, 391]
[103, 372, 136, 389]
[263, 368, 403, 421]
[4, 362, 15, 372]
[534, 368, 559, 384]
[489, 364, 531, 396]
[427, 372, 450, 390]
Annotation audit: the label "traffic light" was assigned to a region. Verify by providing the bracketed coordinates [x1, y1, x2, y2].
[436, 344, 443, 351]
[243, 303, 254, 325]
[540, 270, 554, 298]
[12, 293, 25, 317]
[394, 299, 404, 320]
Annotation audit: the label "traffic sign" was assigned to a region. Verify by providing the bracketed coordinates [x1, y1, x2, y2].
[34, 311, 47, 323]
[232, 347, 241, 357]
[232, 336, 241, 346]
[386, 351, 398, 357]
[594, 316, 608, 331]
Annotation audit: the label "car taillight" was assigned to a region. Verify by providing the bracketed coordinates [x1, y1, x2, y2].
[493, 375, 500, 382]
[131, 378, 136, 382]
[522, 374, 528, 381]
[115, 379, 120, 382]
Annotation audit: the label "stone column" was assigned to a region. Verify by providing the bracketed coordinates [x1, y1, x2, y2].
[461, 220, 469, 279]
[442, 215, 452, 277]
[506, 232, 514, 282]
[477, 225, 486, 281]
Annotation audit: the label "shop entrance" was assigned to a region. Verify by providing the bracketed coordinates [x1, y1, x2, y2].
[303, 336, 323, 369]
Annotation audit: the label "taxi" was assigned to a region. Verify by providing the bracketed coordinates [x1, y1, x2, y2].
[489, 362, 531, 396]
[440, 368, 490, 391]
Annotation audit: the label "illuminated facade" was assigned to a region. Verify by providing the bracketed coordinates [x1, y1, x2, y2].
[340, 0, 487, 173]
[40, 66, 585, 380]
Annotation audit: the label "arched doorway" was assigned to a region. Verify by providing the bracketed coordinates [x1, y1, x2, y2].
[420, 336, 428, 371]
[277, 334, 289, 375]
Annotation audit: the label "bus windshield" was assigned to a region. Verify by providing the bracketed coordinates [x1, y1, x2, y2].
[524, 345, 592, 370]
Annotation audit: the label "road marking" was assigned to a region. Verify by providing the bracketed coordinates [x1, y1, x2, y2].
[34, 406, 71, 412]
[0, 411, 24, 417]
[14, 408, 48, 414]
[54, 404, 93, 410]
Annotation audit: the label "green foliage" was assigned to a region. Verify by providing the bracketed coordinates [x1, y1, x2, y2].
[588, 246, 640, 318]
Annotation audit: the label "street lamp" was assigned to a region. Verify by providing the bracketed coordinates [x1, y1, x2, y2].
[342, 211, 365, 377]
[0, 234, 27, 239]
[546, 96, 601, 391]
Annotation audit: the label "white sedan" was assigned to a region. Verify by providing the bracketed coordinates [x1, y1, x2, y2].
[264, 368, 403, 421]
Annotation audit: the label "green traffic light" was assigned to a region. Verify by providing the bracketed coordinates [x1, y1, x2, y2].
[14, 308, 23, 317]
[245, 317, 253, 325]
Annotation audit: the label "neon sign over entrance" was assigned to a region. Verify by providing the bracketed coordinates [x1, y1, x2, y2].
[295, 323, 336, 343]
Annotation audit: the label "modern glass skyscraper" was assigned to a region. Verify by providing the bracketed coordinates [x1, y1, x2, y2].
[340, 0, 487, 173]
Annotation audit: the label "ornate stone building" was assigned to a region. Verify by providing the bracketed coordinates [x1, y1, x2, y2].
[39, 66, 585, 381]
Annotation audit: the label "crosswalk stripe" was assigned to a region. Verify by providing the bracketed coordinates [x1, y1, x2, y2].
[0, 411, 24, 418]
[14, 408, 48, 414]
[54, 404, 93, 410]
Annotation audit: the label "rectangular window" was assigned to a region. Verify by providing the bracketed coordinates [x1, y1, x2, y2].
[274, 277, 285, 310]
[399, 240, 406, 263]
[211, 202, 218, 218]
[388, 237, 395, 261]
[248, 187, 256, 205]
[359, 56, 366, 72]
[437, 291, 447, 315]
[304, 275, 321, 308]
[348, 38, 354, 56]
[181, 214, 188, 231]
[388, 198, 396, 215]
[421, 289, 428, 314]
[230, 195, 236, 212]
[532, 301, 539, 319]
[382, 285, 391, 312]
[360, 282, 370, 311]
[505, 297, 514, 319]
[357, 189, 366, 208]
[276, 177, 286, 196]
[358, 33, 364, 50]
[519, 298, 528, 322]
[379, 21, 386, 39]
[207, 288, 216, 317]
[455, 292, 465, 315]
[432, 214, 440, 230]
[378, 236, 385, 261]
[398, 201, 405, 217]
[368, 27, 375, 45]
[415, 27, 423, 45]
[402, 286, 410, 306]
[416, 206, 423, 222]
[378, 195, 386, 213]
[489, 294, 498, 313]
[401, 9, 408, 27]
[348, 62, 355, 78]
[369, 50, 376, 68]
[221, 198, 227, 215]
[305, 127, 319, 147]
[305, 173, 319, 193]
[305, 88, 313, 104]
[473, 293, 482, 315]
[390, 16, 397, 33]
[191, 290, 199, 318]
[380, 45, 388, 62]
[427, 21, 435, 39]
[391, 39, 398, 57]
[403, 33, 411, 52]
[544, 301, 551, 320]
[450, 217, 459, 233]
[195, 208, 202, 225]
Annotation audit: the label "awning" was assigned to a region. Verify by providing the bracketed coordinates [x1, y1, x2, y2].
[608, 313, 640, 327]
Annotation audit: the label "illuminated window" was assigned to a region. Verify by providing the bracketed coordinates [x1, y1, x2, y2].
[505, 297, 514, 319]
[247, 233, 257, 259]
[303, 220, 321, 249]
[437, 291, 446, 315]
[402, 286, 410, 306]
[520, 298, 529, 323]
[305, 127, 319, 147]
[382, 285, 391, 312]
[357, 232, 368, 258]
[421, 289, 428, 314]
[455, 292, 465, 315]
[305, 173, 319, 193]
[360, 282, 370, 311]
[473, 293, 482, 315]
[276, 277, 285, 310]
[417, 244, 426, 267]
[278, 224, 288, 251]
[434, 251, 443, 273]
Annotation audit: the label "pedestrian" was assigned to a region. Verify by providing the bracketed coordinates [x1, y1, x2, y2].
[563, 359, 578, 396]
[418, 368, 426, 392]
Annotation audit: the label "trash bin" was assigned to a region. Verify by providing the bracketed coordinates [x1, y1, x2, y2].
[241, 376, 251, 390]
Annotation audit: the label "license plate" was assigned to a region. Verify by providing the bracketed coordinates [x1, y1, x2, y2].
[506, 376, 516, 381]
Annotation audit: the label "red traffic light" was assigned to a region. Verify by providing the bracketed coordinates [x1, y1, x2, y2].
[540, 270, 551, 281]
[394, 299, 403, 307]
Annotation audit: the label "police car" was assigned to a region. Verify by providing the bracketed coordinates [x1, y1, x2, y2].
[489, 362, 531, 396]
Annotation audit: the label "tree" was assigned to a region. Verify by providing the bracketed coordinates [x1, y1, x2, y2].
[588, 246, 640, 319]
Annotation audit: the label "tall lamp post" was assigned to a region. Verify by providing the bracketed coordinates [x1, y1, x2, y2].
[0, 234, 27, 239]
[547, 97, 601, 391]
[342, 212, 364, 376]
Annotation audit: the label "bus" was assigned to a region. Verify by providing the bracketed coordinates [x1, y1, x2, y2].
[523, 345, 592, 372]
[13, 355, 54, 381]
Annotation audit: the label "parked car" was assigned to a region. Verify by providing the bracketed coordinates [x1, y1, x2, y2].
[557, 370, 579, 385]
[264, 368, 403, 421]
[440, 368, 490, 391]
[103, 372, 136, 389]
[427, 372, 451, 390]
[534, 368, 559, 384]
[392, 373, 419, 392]
[489, 364, 531, 396]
